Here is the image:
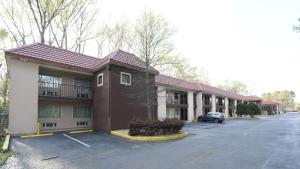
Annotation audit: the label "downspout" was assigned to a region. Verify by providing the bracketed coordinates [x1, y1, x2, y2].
[107, 64, 112, 131]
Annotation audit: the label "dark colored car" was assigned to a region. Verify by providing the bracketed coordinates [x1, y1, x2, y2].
[197, 112, 225, 123]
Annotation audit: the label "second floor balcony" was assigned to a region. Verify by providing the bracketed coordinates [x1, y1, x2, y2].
[38, 81, 92, 100]
[166, 95, 187, 106]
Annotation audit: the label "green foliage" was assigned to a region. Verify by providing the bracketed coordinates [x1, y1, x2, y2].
[236, 103, 247, 117]
[261, 90, 296, 111]
[0, 29, 8, 41]
[236, 103, 261, 118]
[157, 55, 210, 84]
[247, 103, 261, 118]
[0, 138, 15, 166]
[217, 80, 248, 95]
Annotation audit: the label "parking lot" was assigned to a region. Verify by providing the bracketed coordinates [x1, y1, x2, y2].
[2, 114, 300, 169]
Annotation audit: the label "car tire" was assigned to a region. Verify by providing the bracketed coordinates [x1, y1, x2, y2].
[214, 118, 219, 123]
[198, 117, 203, 122]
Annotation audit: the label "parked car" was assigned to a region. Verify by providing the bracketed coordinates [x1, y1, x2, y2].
[197, 112, 225, 123]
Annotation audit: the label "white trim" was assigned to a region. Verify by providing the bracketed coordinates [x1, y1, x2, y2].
[120, 72, 131, 86]
[97, 73, 103, 86]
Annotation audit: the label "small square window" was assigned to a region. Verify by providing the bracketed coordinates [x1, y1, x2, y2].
[120, 72, 131, 86]
[97, 73, 103, 86]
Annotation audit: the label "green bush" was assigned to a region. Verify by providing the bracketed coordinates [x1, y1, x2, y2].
[236, 103, 261, 118]
[247, 103, 261, 118]
[236, 104, 247, 117]
[129, 118, 184, 136]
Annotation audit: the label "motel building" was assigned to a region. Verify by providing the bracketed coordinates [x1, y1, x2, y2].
[5, 43, 280, 135]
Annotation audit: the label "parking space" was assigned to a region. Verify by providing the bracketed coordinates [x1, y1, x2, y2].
[3, 115, 300, 169]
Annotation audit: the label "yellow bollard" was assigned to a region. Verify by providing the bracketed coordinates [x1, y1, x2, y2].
[37, 121, 40, 135]
[20, 121, 54, 138]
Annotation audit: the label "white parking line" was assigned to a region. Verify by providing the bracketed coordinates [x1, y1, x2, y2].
[62, 134, 90, 148]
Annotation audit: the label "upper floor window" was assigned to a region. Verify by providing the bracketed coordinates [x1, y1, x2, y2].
[39, 74, 62, 88]
[120, 72, 131, 86]
[75, 79, 91, 87]
[97, 73, 103, 86]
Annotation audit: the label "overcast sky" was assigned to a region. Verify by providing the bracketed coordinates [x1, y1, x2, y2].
[92, 0, 300, 100]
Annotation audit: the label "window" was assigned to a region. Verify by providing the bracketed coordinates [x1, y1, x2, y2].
[39, 75, 62, 88]
[120, 72, 131, 86]
[97, 73, 103, 86]
[73, 106, 91, 118]
[38, 105, 61, 118]
[75, 79, 91, 87]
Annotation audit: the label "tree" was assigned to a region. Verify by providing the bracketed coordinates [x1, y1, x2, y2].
[0, 0, 97, 51]
[157, 55, 210, 84]
[134, 11, 175, 119]
[236, 104, 247, 117]
[261, 90, 296, 112]
[217, 80, 248, 95]
[236, 103, 261, 118]
[49, 0, 89, 49]
[95, 21, 134, 58]
[247, 103, 261, 118]
[26, 0, 70, 44]
[261, 93, 272, 100]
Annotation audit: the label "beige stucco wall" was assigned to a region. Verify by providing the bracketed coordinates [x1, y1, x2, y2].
[7, 57, 39, 135]
[39, 104, 93, 132]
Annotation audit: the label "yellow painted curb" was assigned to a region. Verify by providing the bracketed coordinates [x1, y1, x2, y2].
[111, 130, 188, 141]
[69, 129, 94, 134]
[20, 133, 54, 138]
[2, 135, 10, 152]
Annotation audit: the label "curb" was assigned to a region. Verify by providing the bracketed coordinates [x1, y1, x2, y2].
[69, 129, 93, 134]
[20, 133, 53, 138]
[111, 130, 188, 141]
[2, 135, 10, 152]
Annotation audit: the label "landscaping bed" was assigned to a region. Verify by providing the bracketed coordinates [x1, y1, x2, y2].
[111, 118, 188, 141]
[129, 118, 184, 136]
[111, 130, 188, 141]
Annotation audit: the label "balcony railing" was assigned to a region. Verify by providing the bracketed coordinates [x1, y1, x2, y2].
[166, 96, 187, 105]
[203, 101, 212, 106]
[38, 81, 92, 100]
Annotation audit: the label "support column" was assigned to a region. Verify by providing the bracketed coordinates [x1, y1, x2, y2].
[212, 94, 216, 112]
[157, 86, 167, 120]
[187, 91, 194, 121]
[196, 92, 203, 118]
[234, 99, 237, 117]
[225, 97, 229, 118]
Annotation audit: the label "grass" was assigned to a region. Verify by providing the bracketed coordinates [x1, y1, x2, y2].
[0, 137, 15, 166]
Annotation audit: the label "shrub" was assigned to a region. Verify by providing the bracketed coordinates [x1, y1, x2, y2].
[247, 103, 261, 118]
[129, 118, 184, 136]
[236, 103, 247, 117]
[236, 103, 261, 118]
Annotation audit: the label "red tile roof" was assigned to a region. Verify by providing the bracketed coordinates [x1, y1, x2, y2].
[92, 49, 158, 74]
[155, 74, 200, 91]
[5, 43, 101, 72]
[155, 74, 247, 100]
[5, 43, 263, 101]
[243, 95, 262, 101]
[5, 43, 158, 74]
[262, 100, 279, 105]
